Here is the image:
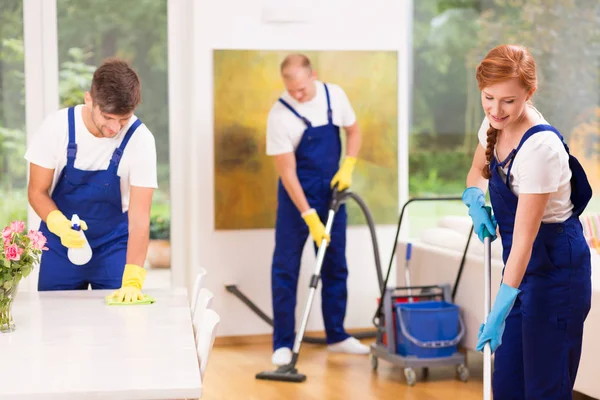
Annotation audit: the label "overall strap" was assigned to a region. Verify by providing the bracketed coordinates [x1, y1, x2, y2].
[278, 98, 312, 128]
[494, 147, 517, 187]
[324, 83, 332, 124]
[109, 118, 142, 174]
[66, 107, 77, 168]
[516, 124, 563, 152]
[504, 124, 562, 186]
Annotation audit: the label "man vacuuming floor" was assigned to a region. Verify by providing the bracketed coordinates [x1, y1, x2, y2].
[264, 53, 368, 367]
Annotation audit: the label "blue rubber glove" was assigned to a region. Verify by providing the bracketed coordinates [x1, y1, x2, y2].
[476, 283, 520, 353]
[462, 187, 498, 242]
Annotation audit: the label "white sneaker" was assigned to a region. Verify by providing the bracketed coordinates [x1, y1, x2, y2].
[271, 347, 292, 366]
[327, 337, 370, 354]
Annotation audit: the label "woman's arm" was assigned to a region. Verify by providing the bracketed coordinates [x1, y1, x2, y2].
[463, 143, 498, 241]
[502, 193, 550, 288]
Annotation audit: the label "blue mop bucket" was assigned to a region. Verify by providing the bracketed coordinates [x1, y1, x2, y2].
[394, 301, 465, 358]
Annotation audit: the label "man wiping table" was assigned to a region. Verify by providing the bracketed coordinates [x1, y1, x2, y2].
[25, 58, 157, 304]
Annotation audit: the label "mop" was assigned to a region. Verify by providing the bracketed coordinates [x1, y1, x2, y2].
[483, 207, 493, 400]
[256, 187, 343, 383]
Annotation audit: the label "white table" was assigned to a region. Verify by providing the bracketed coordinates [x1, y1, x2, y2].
[0, 288, 202, 400]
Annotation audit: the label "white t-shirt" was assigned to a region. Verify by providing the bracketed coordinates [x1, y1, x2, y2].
[477, 109, 573, 223]
[266, 80, 357, 155]
[24, 105, 158, 212]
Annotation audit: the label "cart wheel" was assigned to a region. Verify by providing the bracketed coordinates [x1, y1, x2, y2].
[422, 367, 429, 380]
[404, 368, 417, 386]
[370, 354, 378, 371]
[456, 364, 469, 382]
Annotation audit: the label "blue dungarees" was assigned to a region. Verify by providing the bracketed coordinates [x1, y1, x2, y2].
[271, 83, 350, 350]
[38, 107, 141, 291]
[490, 124, 593, 399]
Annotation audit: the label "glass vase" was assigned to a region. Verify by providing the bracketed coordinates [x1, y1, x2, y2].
[0, 284, 18, 333]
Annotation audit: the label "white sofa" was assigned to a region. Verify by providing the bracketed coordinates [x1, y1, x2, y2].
[395, 216, 600, 399]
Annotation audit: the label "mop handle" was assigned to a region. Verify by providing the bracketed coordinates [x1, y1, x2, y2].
[483, 235, 492, 400]
[482, 206, 493, 400]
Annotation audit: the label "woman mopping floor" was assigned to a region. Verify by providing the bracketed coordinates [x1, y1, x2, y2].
[462, 44, 593, 399]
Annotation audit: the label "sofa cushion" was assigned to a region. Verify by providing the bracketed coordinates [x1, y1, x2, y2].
[419, 227, 470, 253]
[419, 225, 503, 261]
[437, 215, 473, 236]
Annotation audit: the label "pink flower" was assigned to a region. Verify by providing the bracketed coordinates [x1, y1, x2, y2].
[9, 221, 25, 234]
[1, 227, 12, 243]
[27, 230, 49, 251]
[4, 244, 22, 261]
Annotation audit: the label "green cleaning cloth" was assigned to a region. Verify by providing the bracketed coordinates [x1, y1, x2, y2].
[105, 294, 156, 306]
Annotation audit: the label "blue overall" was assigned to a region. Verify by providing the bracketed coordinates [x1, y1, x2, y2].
[489, 124, 592, 399]
[271, 83, 350, 350]
[38, 107, 141, 291]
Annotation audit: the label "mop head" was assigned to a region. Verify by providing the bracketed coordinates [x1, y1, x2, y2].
[255, 363, 306, 383]
[105, 294, 156, 306]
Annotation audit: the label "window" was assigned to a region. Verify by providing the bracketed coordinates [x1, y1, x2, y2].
[0, 0, 27, 228]
[56, 0, 171, 277]
[409, 0, 600, 232]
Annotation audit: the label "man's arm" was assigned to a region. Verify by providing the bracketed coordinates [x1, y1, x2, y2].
[126, 186, 154, 267]
[108, 185, 154, 303]
[28, 163, 87, 247]
[329, 121, 362, 191]
[28, 163, 58, 221]
[274, 151, 330, 245]
[274, 152, 311, 214]
[344, 121, 362, 158]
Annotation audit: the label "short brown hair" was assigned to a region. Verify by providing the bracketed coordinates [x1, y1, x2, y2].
[90, 57, 141, 115]
[280, 53, 312, 78]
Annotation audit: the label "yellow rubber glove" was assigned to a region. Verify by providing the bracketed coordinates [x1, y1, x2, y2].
[302, 209, 330, 246]
[46, 210, 88, 248]
[107, 264, 147, 303]
[330, 156, 357, 191]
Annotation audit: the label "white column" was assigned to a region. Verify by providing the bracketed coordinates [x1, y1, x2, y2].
[167, 0, 195, 291]
[23, 0, 59, 292]
[23, 0, 59, 156]
[397, 0, 413, 239]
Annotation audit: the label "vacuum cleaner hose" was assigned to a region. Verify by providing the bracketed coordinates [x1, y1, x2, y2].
[345, 191, 384, 292]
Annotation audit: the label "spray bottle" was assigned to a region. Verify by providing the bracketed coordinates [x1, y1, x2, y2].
[67, 214, 93, 265]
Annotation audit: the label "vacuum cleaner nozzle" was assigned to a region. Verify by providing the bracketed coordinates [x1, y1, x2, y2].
[255, 363, 307, 383]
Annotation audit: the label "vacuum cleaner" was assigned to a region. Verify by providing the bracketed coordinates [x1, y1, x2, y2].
[225, 186, 384, 344]
[255, 185, 346, 383]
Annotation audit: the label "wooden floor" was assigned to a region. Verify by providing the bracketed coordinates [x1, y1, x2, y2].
[201, 340, 486, 400]
[201, 340, 596, 400]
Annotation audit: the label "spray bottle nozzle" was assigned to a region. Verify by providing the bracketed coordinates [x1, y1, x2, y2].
[71, 214, 81, 231]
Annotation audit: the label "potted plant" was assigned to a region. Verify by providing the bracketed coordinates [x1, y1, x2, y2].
[0, 221, 48, 333]
[146, 214, 170, 268]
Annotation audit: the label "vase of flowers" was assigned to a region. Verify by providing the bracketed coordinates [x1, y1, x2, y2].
[0, 221, 48, 333]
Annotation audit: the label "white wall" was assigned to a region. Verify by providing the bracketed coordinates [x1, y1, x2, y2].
[171, 0, 410, 337]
